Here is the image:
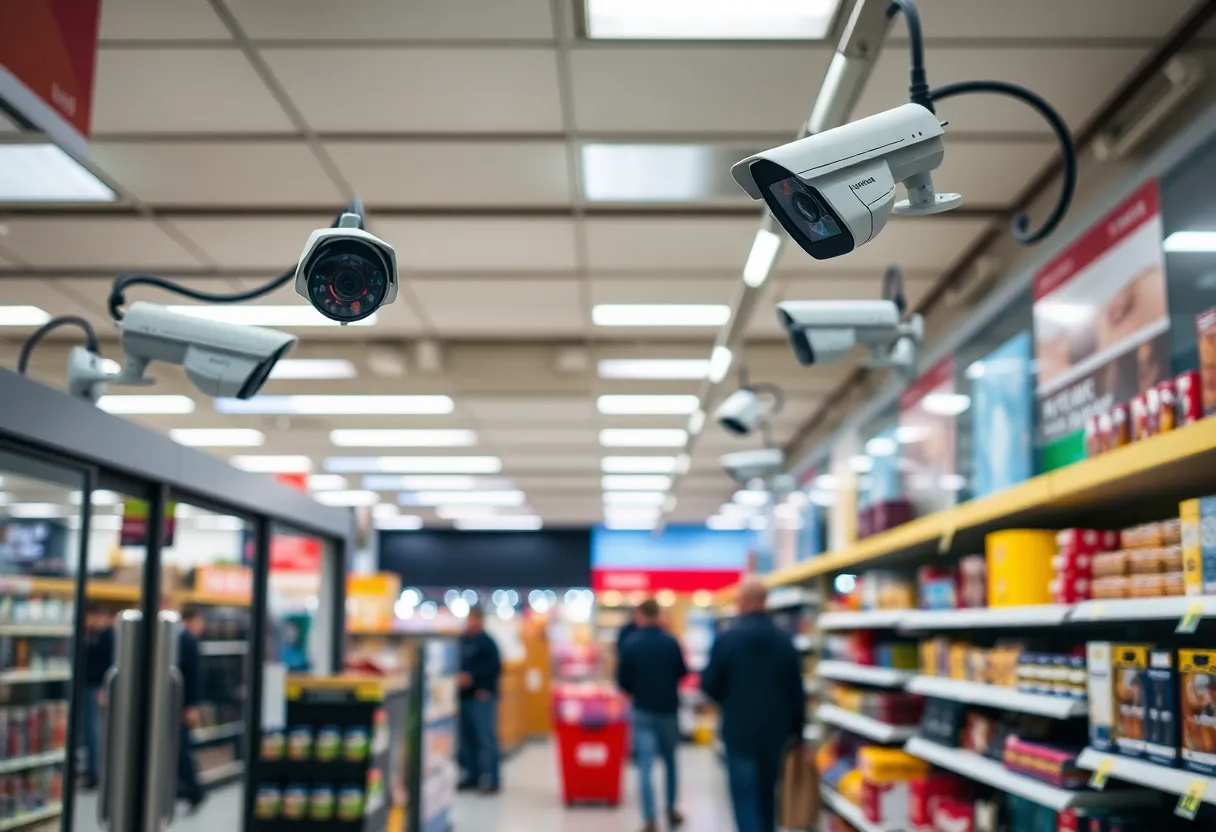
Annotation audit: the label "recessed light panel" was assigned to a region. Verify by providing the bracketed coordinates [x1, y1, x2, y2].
[597, 395, 700, 415]
[269, 359, 358, 380]
[0, 306, 52, 326]
[170, 428, 266, 447]
[602, 475, 672, 491]
[404, 490, 526, 507]
[596, 358, 711, 380]
[592, 304, 730, 327]
[215, 395, 453, 416]
[314, 489, 380, 507]
[601, 456, 677, 474]
[323, 457, 503, 474]
[98, 395, 196, 415]
[454, 516, 543, 531]
[330, 429, 477, 447]
[584, 0, 842, 40]
[230, 455, 313, 473]
[599, 429, 688, 447]
[0, 145, 116, 202]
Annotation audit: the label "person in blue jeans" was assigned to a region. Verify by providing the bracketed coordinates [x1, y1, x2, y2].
[701, 578, 806, 832]
[617, 599, 688, 832]
[458, 605, 502, 794]
[80, 605, 113, 789]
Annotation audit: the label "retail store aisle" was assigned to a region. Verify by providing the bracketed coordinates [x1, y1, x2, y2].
[72, 783, 242, 832]
[454, 741, 735, 831]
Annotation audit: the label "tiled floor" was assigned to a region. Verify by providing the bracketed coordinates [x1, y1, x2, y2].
[453, 742, 736, 832]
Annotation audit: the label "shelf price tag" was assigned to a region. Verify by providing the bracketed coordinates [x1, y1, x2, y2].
[1177, 601, 1205, 635]
[1088, 758, 1113, 791]
[938, 526, 956, 555]
[1176, 780, 1208, 820]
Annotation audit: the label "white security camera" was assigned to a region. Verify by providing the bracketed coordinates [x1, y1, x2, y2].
[295, 212, 398, 324]
[715, 388, 761, 436]
[720, 448, 785, 485]
[117, 302, 297, 399]
[731, 103, 961, 260]
[776, 300, 923, 374]
[65, 346, 112, 404]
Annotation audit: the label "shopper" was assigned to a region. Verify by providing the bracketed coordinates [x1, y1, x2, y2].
[178, 607, 206, 812]
[617, 599, 687, 832]
[81, 605, 114, 789]
[616, 604, 645, 657]
[700, 577, 806, 832]
[458, 604, 502, 794]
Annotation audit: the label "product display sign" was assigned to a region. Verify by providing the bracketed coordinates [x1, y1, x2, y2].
[119, 498, 177, 547]
[590, 525, 749, 591]
[970, 330, 1035, 498]
[1033, 179, 1170, 471]
[898, 357, 960, 515]
[0, 519, 68, 575]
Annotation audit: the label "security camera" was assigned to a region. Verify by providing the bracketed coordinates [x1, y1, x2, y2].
[731, 103, 961, 260]
[715, 388, 760, 436]
[65, 346, 112, 404]
[295, 211, 398, 324]
[117, 302, 297, 399]
[776, 299, 923, 373]
[720, 448, 785, 485]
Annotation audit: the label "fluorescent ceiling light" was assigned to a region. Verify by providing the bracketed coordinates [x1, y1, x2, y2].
[864, 436, 897, 457]
[848, 454, 874, 473]
[68, 490, 120, 506]
[0, 306, 52, 326]
[435, 505, 518, 520]
[743, 228, 782, 287]
[585, 0, 843, 40]
[707, 515, 746, 530]
[98, 395, 196, 415]
[364, 475, 514, 492]
[601, 456, 677, 474]
[170, 428, 265, 447]
[329, 429, 477, 447]
[603, 491, 667, 506]
[675, 453, 691, 475]
[166, 305, 377, 328]
[813, 474, 838, 490]
[921, 392, 972, 416]
[597, 358, 710, 380]
[314, 489, 380, 507]
[230, 455, 313, 473]
[455, 515, 544, 531]
[597, 394, 700, 415]
[406, 490, 526, 507]
[193, 515, 244, 531]
[599, 429, 688, 447]
[687, 409, 706, 436]
[592, 304, 730, 327]
[708, 346, 733, 383]
[377, 515, 424, 530]
[581, 144, 717, 202]
[215, 395, 453, 416]
[269, 359, 357, 380]
[307, 474, 349, 491]
[663, 494, 677, 513]
[1164, 231, 1216, 252]
[325, 456, 502, 474]
[602, 474, 672, 491]
[9, 503, 67, 518]
[372, 503, 398, 519]
[895, 425, 929, 444]
[734, 489, 769, 507]
[0, 144, 116, 202]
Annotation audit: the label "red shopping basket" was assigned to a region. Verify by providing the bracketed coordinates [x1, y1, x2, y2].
[554, 719, 628, 806]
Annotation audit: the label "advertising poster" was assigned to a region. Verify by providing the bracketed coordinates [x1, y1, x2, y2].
[899, 358, 960, 515]
[119, 498, 177, 547]
[1033, 180, 1169, 470]
[590, 526, 749, 591]
[970, 330, 1035, 498]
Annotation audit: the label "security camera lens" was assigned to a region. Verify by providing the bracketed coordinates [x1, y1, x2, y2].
[303, 239, 390, 323]
[331, 268, 367, 302]
[792, 192, 823, 224]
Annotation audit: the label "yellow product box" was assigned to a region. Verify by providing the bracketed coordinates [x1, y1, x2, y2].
[1180, 499, 1216, 596]
[948, 644, 970, 681]
[986, 529, 1057, 607]
[838, 769, 864, 805]
[1112, 644, 1152, 758]
[1179, 648, 1216, 776]
[858, 748, 930, 785]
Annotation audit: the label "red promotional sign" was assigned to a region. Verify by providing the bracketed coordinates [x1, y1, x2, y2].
[270, 534, 323, 573]
[591, 569, 743, 593]
[0, 0, 101, 155]
[275, 473, 309, 493]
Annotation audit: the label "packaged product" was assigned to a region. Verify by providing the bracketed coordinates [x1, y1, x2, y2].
[1128, 574, 1164, 598]
[1164, 571, 1185, 597]
[1085, 415, 1103, 457]
[1122, 522, 1164, 550]
[1180, 498, 1216, 596]
[1112, 644, 1150, 758]
[1180, 648, 1216, 776]
[986, 530, 1057, 607]
[930, 796, 974, 832]
[917, 566, 957, 611]
[1130, 393, 1150, 441]
[287, 727, 313, 761]
[254, 786, 282, 819]
[310, 786, 336, 820]
[1002, 737, 1087, 788]
[1111, 404, 1131, 447]
[1091, 576, 1129, 599]
[1092, 551, 1129, 578]
[958, 556, 987, 608]
[858, 748, 929, 826]
[1162, 518, 1182, 546]
[1087, 643, 1116, 752]
[1144, 649, 1178, 767]
[260, 731, 285, 760]
[281, 785, 309, 820]
[1097, 412, 1114, 452]
[336, 786, 365, 821]
[908, 773, 964, 830]
[1179, 369, 1204, 424]
[1128, 549, 1164, 575]
[1157, 379, 1179, 433]
[314, 725, 342, 762]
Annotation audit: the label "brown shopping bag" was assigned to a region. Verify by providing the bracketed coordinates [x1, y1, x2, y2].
[778, 745, 819, 830]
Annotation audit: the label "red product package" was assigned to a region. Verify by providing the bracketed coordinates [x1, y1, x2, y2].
[1057, 528, 1101, 555]
[1057, 809, 1081, 832]
[1178, 370, 1203, 424]
[1130, 393, 1150, 442]
[1050, 575, 1092, 604]
[1099, 530, 1120, 552]
[1157, 379, 1178, 432]
[1003, 737, 1087, 788]
[909, 774, 965, 830]
[930, 796, 974, 832]
[1084, 415, 1102, 457]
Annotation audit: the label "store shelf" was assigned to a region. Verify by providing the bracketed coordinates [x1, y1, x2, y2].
[904, 738, 1156, 812]
[816, 661, 913, 688]
[901, 605, 1072, 631]
[200, 640, 248, 656]
[0, 624, 72, 637]
[0, 668, 70, 684]
[804, 724, 822, 743]
[816, 704, 915, 744]
[192, 722, 244, 744]
[1070, 596, 1216, 623]
[793, 634, 819, 651]
[1078, 748, 1216, 806]
[767, 587, 820, 610]
[0, 749, 64, 775]
[905, 676, 1087, 719]
[820, 785, 896, 832]
[198, 759, 244, 785]
[819, 610, 907, 631]
[0, 803, 62, 832]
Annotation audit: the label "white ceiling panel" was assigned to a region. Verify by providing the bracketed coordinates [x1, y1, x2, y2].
[168, 217, 333, 268]
[227, 0, 555, 40]
[0, 279, 106, 321]
[374, 218, 579, 271]
[261, 48, 563, 132]
[464, 396, 595, 422]
[0, 219, 206, 269]
[586, 276, 744, 308]
[411, 278, 583, 335]
[776, 216, 995, 272]
[584, 218, 758, 270]
[911, 0, 1196, 38]
[98, 0, 230, 40]
[90, 142, 345, 206]
[568, 46, 833, 134]
[325, 141, 572, 206]
[92, 50, 295, 133]
[936, 139, 1058, 206]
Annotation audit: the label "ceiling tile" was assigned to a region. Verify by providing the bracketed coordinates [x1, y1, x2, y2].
[584, 217, 757, 270]
[776, 216, 995, 272]
[168, 217, 332, 268]
[374, 218, 579, 271]
[92, 49, 295, 133]
[485, 429, 598, 447]
[587, 276, 738, 306]
[0, 218, 206, 269]
[937, 139, 1057, 206]
[99, 0, 230, 40]
[411, 278, 583, 336]
[464, 396, 595, 422]
[912, 0, 1195, 38]
[0, 279, 108, 322]
[261, 48, 563, 132]
[228, 0, 555, 40]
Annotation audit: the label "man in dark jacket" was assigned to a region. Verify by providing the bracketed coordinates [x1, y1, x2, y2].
[458, 605, 502, 793]
[178, 607, 206, 811]
[81, 605, 114, 788]
[701, 578, 805, 832]
[618, 599, 687, 832]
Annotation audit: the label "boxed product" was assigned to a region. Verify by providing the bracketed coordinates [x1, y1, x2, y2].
[1144, 648, 1178, 767]
[1180, 498, 1216, 596]
[919, 566, 958, 611]
[930, 797, 974, 832]
[958, 555, 987, 608]
[859, 747, 930, 826]
[1087, 643, 1115, 752]
[920, 699, 967, 747]
[987, 530, 1057, 607]
[1180, 648, 1216, 776]
[908, 774, 965, 830]
[1112, 644, 1150, 758]
[1002, 737, 1087, 788]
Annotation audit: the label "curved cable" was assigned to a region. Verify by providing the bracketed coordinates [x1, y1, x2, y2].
[18, 316, 100, 375]
[886, 0, 933, 113]
[106, 198, 366, 321]
[881, 265, 907, 314]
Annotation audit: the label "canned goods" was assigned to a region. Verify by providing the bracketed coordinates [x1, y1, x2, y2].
[1131, 394, 1149, 442]
[1178, 370, 1202, 424]
[1157, 379, 1178, 432]
[1111, 404, 1132, 447]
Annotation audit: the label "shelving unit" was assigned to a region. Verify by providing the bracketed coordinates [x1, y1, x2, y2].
[905, 676, 1088, 720]
[1069, 596, 1216, 623]
[816, 704, 916, 744]
[1077, 748, 1216, 807]
[0, 802, 63, 832]
[900, 605, 1072, 631]
[192, 722, 244, 743]
[199, 640, 249, 656]
[820, 785, 897, 832]
[0, 668, 70, 684]
[819, 610, 907, 631]
[816, 661, 913, 688]
[0, 749, 65, 776]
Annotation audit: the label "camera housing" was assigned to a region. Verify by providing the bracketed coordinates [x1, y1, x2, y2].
[731, 103, 961, 260]
[715, 388, 761, 436]
[776, 299, 923, 373]
[118, 302, 297, 399]
[294, 212, 399, 324]
[720, 448, 785, 485]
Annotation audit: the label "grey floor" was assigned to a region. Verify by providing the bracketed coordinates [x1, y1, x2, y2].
[453, 742, 736, 832]
[71, 781, 242, 832]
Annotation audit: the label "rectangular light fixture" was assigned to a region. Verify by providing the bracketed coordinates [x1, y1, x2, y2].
[215, 395, 453, 415]
[596, 358, 710, 380]
[687, 409, 706, 436]
[377, 514, 425, 530]
[435, 505, 509, 520]
[0, 144, 116, 202]
[599, 429, 688, 447]
[98, 395, 196, 415]
[708, 346, 733, 383]
[0, 306, 52, 326]
[313, 489, 381, 507]
[585, 0, 843, 40]
[581, 144, 716, 202]
[324, 456, 502, 474]
[307, 474, 349, 491]
[170, 428, 265, 447]
[362, 475, 512, 491]
[1164, 231, 1216, 252]
[166, 305, 377, 328]
[68, 490, 120, 506]
[269, 359, 358, 380]
[601, 456, 677, 474]
[329, 429, 477, 448]
[602, 474, 672, 491]
[454, 516, 543, 531]
[230, 455, 313, 473]
[743, 228, 782, 287]
[603, 491, 667, 506]
[405, 490, 526, 507]
[597, 394, 700, 415]
[592, 304, 730, 327]
[9, 503, 68, 518]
